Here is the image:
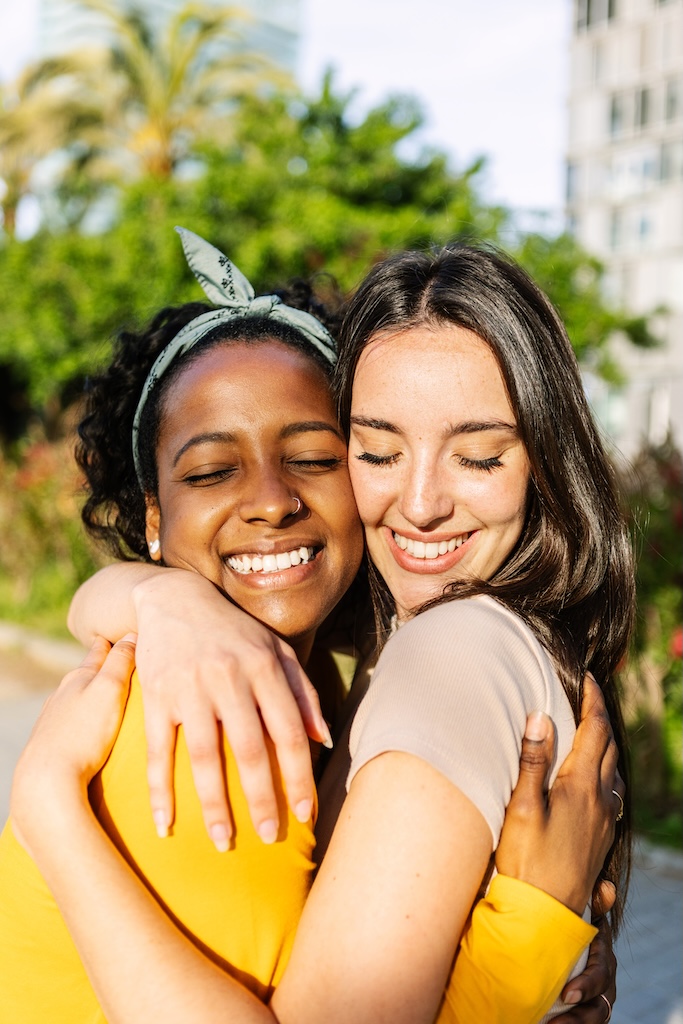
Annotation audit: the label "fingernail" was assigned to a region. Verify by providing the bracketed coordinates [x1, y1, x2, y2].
[258, 819, 278, 844]
[320, 720, 333, 749]
[294, 799, 312, 824]
[153, 810, 169, 839]
[564, 989, 582, 1004]
[210, 823, 230, 853]
[121, 631, 138, 644]
[525, 711, 548, 741]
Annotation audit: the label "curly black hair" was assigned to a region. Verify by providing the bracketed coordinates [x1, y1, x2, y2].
[76, 281, 342, 563]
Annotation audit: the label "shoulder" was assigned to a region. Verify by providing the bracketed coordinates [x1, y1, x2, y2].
[373, 596, 554, 694]
[348, 598, 571, 844]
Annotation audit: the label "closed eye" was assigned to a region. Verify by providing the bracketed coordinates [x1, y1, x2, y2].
[184, 468, 236, 485]
[289, 456, 345, 472]
[355, 451, 400, 467]
[457, 455, 503, 472]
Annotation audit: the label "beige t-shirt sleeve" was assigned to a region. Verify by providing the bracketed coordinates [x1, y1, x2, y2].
[347, 596, 577, 845]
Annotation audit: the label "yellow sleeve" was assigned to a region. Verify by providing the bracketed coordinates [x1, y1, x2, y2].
[439, 874, 598, 1024]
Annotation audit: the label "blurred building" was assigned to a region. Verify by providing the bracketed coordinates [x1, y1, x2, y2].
[566, 0, 683, 459]
[38, 0, 301, 74]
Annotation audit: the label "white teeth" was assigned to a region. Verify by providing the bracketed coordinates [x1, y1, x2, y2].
[393, 532, 470, 559]
[227, 547, 315, 574]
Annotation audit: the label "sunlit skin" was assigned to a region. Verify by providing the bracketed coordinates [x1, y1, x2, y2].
[145, 341, 364, 664]
[348, 323, 531, 620]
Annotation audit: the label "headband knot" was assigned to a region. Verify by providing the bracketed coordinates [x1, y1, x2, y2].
[131, 227, 337, 488]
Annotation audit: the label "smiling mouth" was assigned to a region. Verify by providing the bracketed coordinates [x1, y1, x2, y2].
[227, 546, 317, 575]
[392, 531, 472, 560]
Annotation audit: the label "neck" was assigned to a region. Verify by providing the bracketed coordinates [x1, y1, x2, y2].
[289, 631, 316, 668]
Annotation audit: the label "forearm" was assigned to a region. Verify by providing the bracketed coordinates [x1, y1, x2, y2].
[448, 875, 597, 1024]
[20, 786, 274, 1024]
[68, 564, 164, 644]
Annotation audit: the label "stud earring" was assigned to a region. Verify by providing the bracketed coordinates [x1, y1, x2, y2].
[149, 539, 161, 557]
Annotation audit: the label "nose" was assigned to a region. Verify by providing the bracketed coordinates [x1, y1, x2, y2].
[397, 455, 455, 529]
[238, 465, 301, 526]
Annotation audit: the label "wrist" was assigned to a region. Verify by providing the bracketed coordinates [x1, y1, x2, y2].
[132, 566, 215, 615]
[11, 766, 91, 859]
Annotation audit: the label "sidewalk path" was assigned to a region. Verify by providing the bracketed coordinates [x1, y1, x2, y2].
[1, 624, 681, 1022]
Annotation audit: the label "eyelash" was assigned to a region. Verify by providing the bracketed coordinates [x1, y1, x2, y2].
[290, 457, 343, 471]
[184, 457, 343, 485]
[185, 468, 236, 485]
[355, 452, 400, 467]
[458, 455, 503, 472]
[356, 452, 504, 472]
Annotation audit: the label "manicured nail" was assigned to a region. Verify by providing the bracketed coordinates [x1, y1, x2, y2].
[153, 810, 169, 839]
[294, 799, 312, 824]
[258, 819, 278, 844]
[525, 712, 548, 742]
[564, 989, 582, 1005]
[210, 823, 230, 853]
[320, 720, 333, 749]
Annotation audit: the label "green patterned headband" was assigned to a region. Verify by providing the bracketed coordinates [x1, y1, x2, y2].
[132, 226, 337, 487]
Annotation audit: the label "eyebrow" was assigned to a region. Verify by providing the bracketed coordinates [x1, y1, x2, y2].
[173, 431, 237, 467]
[173, 421, 344, 467]
[350, 415, 518, 439]
[280, 420, 345, 442]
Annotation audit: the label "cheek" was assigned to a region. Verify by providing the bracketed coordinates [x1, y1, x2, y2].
[462, 463, 529, 525]
[158, 496, 221, 555]
[325, 482, 364, 562]
[348, 462, 393, 528]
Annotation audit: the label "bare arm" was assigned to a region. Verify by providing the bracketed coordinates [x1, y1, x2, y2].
[69, 565, 329, 847]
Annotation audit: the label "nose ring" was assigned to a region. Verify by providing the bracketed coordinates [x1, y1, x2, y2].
[290, 496, 302, 516]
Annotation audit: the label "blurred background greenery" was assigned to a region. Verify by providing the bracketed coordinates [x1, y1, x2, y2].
[0, 1, 680, 846]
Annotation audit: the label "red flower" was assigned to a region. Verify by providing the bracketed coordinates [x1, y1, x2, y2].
[671, 626, 683, 660]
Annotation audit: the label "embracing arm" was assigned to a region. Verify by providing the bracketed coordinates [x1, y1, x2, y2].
[450, 677, 622, 1023]
[69, 564, 328, 845]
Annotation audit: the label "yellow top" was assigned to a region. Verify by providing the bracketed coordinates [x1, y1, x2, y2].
[0, 673, 315, 1023]
[0, 673, 596, 1024]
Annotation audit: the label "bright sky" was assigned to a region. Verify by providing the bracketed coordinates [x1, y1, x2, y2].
[0, 0, 571, 216]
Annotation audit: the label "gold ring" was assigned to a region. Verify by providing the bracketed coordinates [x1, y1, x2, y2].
[612, 789, 624, 823]
[600, 992, 612, 1022]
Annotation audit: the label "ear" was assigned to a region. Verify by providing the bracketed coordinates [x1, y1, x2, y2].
[144, 497, 162, 561]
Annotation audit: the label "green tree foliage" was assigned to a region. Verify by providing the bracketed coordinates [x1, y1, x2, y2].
[0, 54, 103, 236]
[515, 232, 660, 381]
[619, 439, 683, 845]
[0, 72, 654, 432]
[0, 0, 282, 233]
